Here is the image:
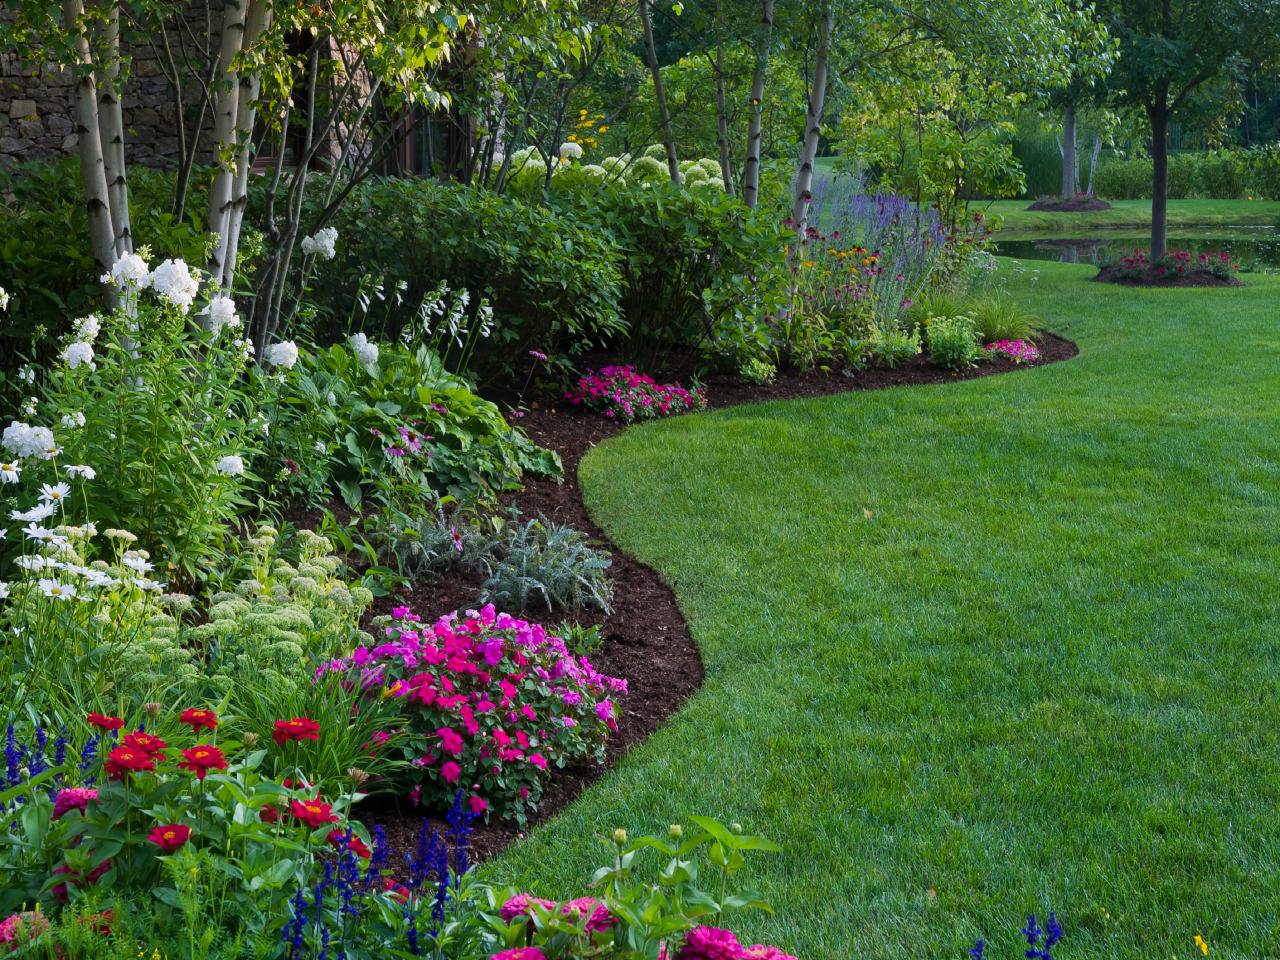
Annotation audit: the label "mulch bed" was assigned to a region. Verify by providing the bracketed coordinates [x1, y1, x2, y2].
[1026, 196, 1113, 212]
[354, 331, 1079, 865]
[1093, 265, 1244, 288]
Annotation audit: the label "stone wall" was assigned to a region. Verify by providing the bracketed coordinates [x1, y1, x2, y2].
[0, 19, 191, 169]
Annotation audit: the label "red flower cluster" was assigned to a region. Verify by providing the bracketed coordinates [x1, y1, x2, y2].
[179, 708, 219, 731]
[178, 744, 229, 779]
[87, 713, 124, 731]
[273, 717, 321, 745]
[290, 796, 340, 828]
[104, 746, 157, 780]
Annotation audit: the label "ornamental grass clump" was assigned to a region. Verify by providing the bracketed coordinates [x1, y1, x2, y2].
[565, 365, 706, 422]
[317, 603, 627, 823]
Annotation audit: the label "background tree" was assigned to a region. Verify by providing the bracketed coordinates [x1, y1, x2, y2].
[1099, 0, 1280, 256]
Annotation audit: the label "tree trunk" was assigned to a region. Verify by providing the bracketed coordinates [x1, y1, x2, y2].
[207, 0, 249, 286]
[1060, 102, 1076, 198]
[63, 0, 116, 275]
[790, 1, 833, 232]
[1086, 132, 1102, 197]
[96, 2, 131, 257]
[219, 0, 273, 290]
[742, 0, 775, 207]
[714, 43, 734, 195]
[638, 0, 679, 181]
[1148, 100, 1169, 259]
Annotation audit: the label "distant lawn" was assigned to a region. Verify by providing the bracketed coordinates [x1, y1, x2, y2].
[492, 263, 1280, 959]
[989, 198, 1280, 234]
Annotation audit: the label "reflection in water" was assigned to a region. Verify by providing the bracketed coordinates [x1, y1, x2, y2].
[995, 229, 1280, 268]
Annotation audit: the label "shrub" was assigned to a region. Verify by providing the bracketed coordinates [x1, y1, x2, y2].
[926, 315, 982, 370]
[739, 357, 778, 385]
[1093, 148, 1273, 200]
[565, 365, 707, 421]
[480, 516, 614, 614]
[319, 604, 626, 823]
[304, 179, 625, 378]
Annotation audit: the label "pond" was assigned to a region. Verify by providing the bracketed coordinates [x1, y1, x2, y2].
[994, 226, 1280, 269]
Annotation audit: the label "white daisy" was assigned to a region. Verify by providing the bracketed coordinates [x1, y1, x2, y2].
[65, 465, 96, 480]
[16, 555, 53, 572]
[122, 555, 153, 574]
[22, 524, 53, 542]
[38, 579, 76, 600]
[10, 502, 56, 523]
[0, 462, 19, 484]
[39, 482, 72, 504]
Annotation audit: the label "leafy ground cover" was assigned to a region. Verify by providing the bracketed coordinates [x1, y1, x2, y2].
[493, 261, 1280, 959]
[989, 198, 1280, 233]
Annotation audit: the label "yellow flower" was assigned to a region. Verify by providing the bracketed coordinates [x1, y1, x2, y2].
[598, 125, 609, 133]
[1194, 935, 1208, 956]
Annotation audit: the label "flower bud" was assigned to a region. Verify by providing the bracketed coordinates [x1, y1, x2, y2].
[612, 828, 628, 845]
[242, 732, 260, 748]
[143, 702, 162, 718]
[668, 824, 683, 839]
[730, 822, 743, 834]
[346, 767, 370, 787]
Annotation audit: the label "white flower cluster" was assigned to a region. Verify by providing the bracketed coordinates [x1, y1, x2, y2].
[559, 141, 584, 160]
[300, 226, 338, 261]
[105, 252, 150, 289]
[265, 340, 299, 370]
[148, 258, 200, 313]
[0, 286, 9, 312]
[2, 422, 57, 460]
[216, 454, 245, 477]
[205, 294, 242, 335]
[63, 341, 95, 370]
[349, 332, 379, 367]
[60, 412, 86, 430]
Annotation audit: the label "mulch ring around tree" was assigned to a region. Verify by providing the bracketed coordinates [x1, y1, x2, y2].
[1093, 265, 1244, 288]
[1026, 195, 1113, 212]
[355, 330, 1079, 867]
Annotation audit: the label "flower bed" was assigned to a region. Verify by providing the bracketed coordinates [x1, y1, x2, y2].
[1095, 249, 1242, 287]
[564, 366, 706, 422]
[984, 339, 1041, 363]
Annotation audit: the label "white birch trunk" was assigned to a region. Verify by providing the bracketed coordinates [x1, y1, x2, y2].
[790, 2, 833, 232]
[96, 3, 132, 257]
[741, 0, 774, 207]
[220, 0, 273, 289]
[63, 0, 116, 274]
[207, 0, 249, 286]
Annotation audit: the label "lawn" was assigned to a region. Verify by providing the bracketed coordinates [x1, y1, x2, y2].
[493, 261, 1280, 959]
[988, 198, 1280, 234]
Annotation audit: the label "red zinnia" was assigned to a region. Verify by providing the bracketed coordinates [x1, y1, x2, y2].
[146, 823, 192, 852]
[179, 708, 219, 731]
[104, 746, 156, 780]
[260, 805, 282, 824]
[87, 713, 124, 731]
[289, 796, 339, 828]
[178, 744, 228, 780]
[273, 717, 321, 746]
[121, 731, 168, 755]
[326, 829, 372, 859]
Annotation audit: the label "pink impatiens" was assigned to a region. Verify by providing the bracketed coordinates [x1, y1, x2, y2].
[984, 339, 1040, 364]
[564, 365, 706, 422]
[317, 603, 627, 822]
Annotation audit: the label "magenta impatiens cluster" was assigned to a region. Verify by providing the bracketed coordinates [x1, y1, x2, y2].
[564, 365, 706, 422]
[984, 339, 1040, 364]
[318, 603, 627, 822]
[1114, 248, 1238, 280]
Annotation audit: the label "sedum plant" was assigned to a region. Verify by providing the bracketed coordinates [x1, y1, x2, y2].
[480, 516, 614, 614]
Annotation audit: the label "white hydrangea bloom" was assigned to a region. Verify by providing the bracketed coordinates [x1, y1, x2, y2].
[559, 141, 584, 160]
[63, 341, 95, 370]
[300, 226, 338, 261]
[107, 252, 150, 288]
[349, 332, 379, 366]
[205, 294, 239, 334]
[265, 340, 299, 369]
[216, 454, 245, 477]
[2, 422, 56, 460]
[148, 258, 200, 313]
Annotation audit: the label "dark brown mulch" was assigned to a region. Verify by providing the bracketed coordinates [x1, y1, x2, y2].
[352, 332, 1079, 865]
[1026, 195, 1113, 212]
[1093, 265, 1244, 288]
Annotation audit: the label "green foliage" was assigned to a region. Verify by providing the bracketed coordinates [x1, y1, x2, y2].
[739, 357, 778, 385]
[266, 329, 560, 511]
[303, 178, 625, 377]
[480, 516, 615, 614]
[362, 499, 498, 581]
[864, 324, 922, 368]
[1094, 148, 1280, 199]
[925, 315, 982, 369]
[963, 292, 1043, 344]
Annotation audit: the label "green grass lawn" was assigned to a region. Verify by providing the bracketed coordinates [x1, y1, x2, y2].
[491, 262, 1280, 959]
[989, 198, 1280, 234]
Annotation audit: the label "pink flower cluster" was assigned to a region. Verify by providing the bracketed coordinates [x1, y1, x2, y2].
[984, 339, 1040, 364]
[564, 365, 706, 422]
[318, 603, 627, 821]
[501, 893, 617, 932]
[676, 926, 798, 960]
